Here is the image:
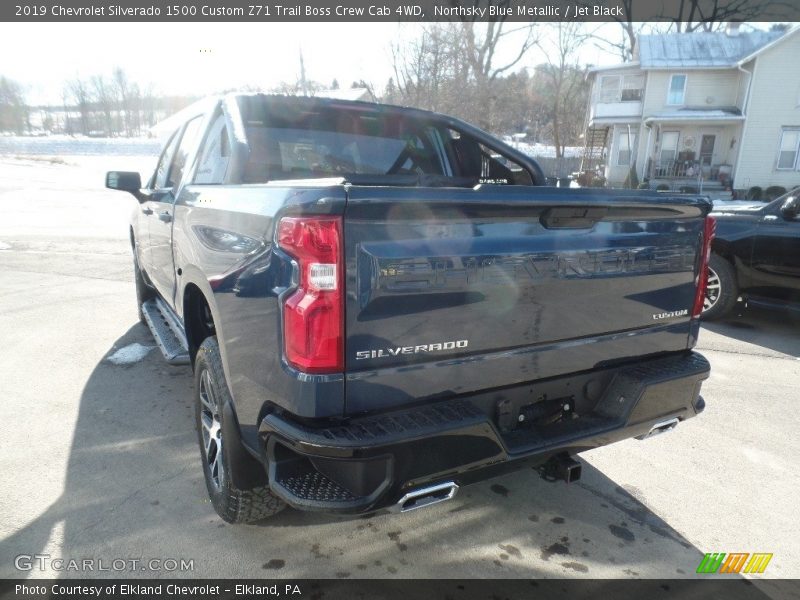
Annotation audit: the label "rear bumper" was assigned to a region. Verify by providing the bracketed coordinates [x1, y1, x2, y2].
[259, 351, 709, 514]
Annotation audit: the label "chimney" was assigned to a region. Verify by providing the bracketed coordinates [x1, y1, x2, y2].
[727, 22, 741, 37]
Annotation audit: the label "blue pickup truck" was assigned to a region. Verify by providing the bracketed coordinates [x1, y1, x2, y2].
[106, 94, 713, 523]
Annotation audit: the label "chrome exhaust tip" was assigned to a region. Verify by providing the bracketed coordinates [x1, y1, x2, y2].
[637, 417, 680, 440]
[391, 481, 459, 513]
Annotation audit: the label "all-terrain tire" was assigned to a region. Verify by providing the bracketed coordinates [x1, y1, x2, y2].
[702, 254, 738, 320]
[194, 336, 286, 523]
[133, 251, 155, 324]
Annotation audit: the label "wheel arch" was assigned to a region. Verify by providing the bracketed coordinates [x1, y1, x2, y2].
[182, 280, 217, 369]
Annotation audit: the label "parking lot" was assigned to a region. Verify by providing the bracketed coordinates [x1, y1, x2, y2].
[1, 154, 798, 587]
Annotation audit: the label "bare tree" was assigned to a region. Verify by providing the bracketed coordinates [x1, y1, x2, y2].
[669, 0, 783, 32]
[391, 24, 459, 111]
[0, 76, 29, 134]
[65, 77, 91, 135]
[459, 21, 538, 84]
[534, 23, 592, 159]
[113, 67, 132, 136]
[92, 75, 116, 136]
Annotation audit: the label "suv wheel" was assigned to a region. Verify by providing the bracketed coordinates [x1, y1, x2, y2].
[702, 254, 738, 320]
[194, 336, 286, 523]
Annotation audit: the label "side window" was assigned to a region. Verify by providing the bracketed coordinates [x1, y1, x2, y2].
[194, 115, 231, 184]
[448, 130, 532, 185]
[153, 129, 181, 189]
[166, 116, 204, 189]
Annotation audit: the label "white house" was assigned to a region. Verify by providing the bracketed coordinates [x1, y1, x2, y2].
[583, 24, 800, 195]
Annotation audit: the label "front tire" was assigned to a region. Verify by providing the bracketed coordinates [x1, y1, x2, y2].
[194, 336, 286, 523]
[702, 254, 738, 320]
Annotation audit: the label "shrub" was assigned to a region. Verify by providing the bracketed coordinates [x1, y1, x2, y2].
[765, 186, 787, 201]
[679, 185, 699, 194]
[656, 184, 670, 192]
[747, 186, 763, 200]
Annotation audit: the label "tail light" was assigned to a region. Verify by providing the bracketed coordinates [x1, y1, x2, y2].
[277, 216, 344, 373]
[692, 215, 716, 318]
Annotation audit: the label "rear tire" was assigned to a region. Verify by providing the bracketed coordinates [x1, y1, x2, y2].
[702, 254, 738, 320]
[194, 336, 286, 523]
[133, 251, 155, 324]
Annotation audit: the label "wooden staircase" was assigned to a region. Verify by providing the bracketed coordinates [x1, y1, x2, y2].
[580, 127, 609, 173]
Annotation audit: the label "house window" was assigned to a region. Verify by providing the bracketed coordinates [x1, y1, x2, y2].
[621, 75, 644, 102]
[599, 76, 621, 103]
[667, 74, 687, 105]
[777, 128, 800, 170]
[599, 74, 643, 103]
[617, 128, 638, 166]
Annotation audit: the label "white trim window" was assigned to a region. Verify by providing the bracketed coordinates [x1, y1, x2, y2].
[777, 128, 800, 170]
[667, 74, 687, 105]
[617, 128, 638, 166]
[599, 76, 621, 103]
[621, 75, 644, 102]
[599, 74, 643, 103]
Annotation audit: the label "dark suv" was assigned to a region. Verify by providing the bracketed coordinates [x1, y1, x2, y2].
[703, 188, 800, 319]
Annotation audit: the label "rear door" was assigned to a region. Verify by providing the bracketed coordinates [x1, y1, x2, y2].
[343, 187, 709, 414]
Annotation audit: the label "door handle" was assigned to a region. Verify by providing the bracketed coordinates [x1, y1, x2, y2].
[141, 207, 153, 215]
[158, 211, 172, 223]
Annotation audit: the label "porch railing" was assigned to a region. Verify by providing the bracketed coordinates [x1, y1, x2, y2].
[649, 159, 704, 179]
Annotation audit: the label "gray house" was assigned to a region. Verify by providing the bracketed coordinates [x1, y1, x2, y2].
[583, 24, 800, 194]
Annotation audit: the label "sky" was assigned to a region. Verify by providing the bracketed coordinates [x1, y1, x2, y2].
[0, 22, 626, 105]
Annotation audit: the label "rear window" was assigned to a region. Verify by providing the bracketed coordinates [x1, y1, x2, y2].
[239, 107, 445, 182]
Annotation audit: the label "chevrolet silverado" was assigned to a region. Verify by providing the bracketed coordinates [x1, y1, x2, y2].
[106, 94, 713, 522]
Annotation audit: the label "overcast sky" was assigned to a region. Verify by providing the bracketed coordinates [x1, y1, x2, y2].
[0, 22, 633, 104]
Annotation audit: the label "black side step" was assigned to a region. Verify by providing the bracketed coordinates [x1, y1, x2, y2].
[141, 298, 190, 365]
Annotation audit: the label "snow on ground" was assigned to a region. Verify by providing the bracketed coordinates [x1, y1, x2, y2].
[106, 343, 153, 365]
[0, 135, 161, 157]
[504, 140, 583, 159]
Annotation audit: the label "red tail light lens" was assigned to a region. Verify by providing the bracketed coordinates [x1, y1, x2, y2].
[692, 215, 716, 318]
[277, 216, 343, 373]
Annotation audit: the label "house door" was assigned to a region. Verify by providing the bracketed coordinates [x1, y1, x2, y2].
[700, 134, 716, 167]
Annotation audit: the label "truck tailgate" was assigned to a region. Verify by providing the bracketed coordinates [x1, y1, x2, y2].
[343, 186, 710, 414]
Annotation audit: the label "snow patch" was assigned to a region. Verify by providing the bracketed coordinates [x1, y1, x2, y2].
[504, 140, 583, 159]
[106, 343, 153, 365]
[0, 242, 10, 250]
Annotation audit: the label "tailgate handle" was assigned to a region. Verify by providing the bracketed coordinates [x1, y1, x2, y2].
[540, 207, 607, 229]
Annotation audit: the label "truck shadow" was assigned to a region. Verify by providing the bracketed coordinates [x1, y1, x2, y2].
[0, 325, 768, 585]
[701, 304, 800, 358]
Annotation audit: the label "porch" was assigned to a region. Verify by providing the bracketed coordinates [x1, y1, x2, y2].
[641, 110, 745, 192]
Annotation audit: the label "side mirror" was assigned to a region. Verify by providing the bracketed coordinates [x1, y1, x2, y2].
[780, 196, 799, 221]
[106, 171, 142, 199]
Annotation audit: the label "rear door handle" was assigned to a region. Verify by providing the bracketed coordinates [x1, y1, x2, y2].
[158, 211, 172, 223]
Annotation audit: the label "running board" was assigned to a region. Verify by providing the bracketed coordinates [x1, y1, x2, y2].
[141, 298, 190, 365]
